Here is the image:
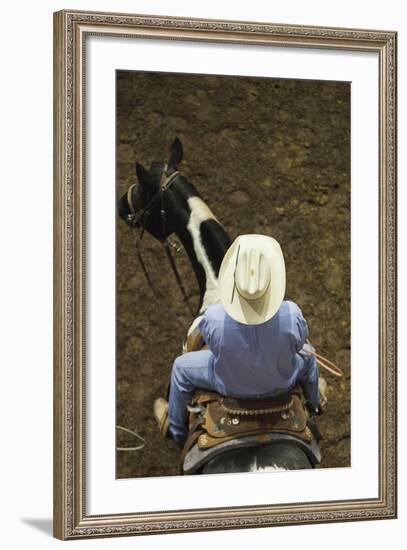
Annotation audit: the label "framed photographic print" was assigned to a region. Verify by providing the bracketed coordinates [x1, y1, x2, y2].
[53, 9, 397, 540]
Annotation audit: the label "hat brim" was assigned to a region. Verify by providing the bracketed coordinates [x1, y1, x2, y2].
[218, 235, 286, 325]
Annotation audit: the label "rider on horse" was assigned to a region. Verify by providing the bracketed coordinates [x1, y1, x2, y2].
[154, 234, 321, 448]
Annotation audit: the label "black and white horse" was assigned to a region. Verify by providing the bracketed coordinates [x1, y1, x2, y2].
[118, 138, 320, 474]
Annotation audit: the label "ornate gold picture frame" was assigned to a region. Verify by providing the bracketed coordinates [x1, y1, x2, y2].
[53, 9, 397, 540]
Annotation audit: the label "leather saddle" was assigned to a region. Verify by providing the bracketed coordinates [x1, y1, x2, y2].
[180, 385, 319, 474]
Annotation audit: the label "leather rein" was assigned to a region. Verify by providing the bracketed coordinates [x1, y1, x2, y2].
[126, 167, 195, 321]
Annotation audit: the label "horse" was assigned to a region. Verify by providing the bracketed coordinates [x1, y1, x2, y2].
[118, 137, 321, 474]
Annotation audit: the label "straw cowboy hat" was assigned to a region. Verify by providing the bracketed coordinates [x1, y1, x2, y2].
[218, 234, 286, 325]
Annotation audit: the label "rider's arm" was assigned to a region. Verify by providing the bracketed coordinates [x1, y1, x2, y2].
[198, 313, 211, 346]
[298, 355, 320, 411]
[197, 304, 220, 353]
[294, 308, 309, 352]
[293, 307, 320, 411]
[183, 304, 221, 353]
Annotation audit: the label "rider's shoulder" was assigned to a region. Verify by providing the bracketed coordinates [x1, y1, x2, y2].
[277, 300, 303, 319]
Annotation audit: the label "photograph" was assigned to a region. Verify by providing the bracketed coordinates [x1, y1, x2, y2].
[115, 70, 350, 478]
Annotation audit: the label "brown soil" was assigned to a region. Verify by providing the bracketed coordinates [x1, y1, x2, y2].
[116, 71, 350, 478]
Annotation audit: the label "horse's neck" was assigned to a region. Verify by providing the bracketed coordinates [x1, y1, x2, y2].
[176, 195, 231, 315]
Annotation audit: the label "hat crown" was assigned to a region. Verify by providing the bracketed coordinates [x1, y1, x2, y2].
[235, 248, 270, 301]
[218, 234, 286, 325]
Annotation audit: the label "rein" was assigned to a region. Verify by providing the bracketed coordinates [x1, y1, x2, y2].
[126, 168, 195, 321]
[300, 344, 343, 378]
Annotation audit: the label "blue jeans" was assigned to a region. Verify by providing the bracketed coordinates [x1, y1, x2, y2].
[167, 349, 319, 446]
[168, 350, 221, 446]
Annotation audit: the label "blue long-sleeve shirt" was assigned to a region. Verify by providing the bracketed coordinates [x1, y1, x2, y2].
[198, 301, 319, 407]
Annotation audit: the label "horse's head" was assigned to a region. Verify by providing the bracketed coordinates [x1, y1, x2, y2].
[118, 137, 183, 240]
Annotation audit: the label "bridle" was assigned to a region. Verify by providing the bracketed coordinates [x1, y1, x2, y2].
[126, 165, 195, 320]
[126, 165, 179, 225]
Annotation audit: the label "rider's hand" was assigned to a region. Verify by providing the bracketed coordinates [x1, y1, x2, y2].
[183, 315, 206, 353]
[302, 340, 315, 355]
[183, 326, 205, 352]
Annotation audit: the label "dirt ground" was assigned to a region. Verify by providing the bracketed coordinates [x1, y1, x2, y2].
[116, 71, 350, 478]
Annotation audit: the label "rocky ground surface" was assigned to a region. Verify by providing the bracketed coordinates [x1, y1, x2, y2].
[116, 71, 350, 478]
